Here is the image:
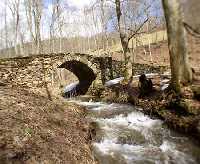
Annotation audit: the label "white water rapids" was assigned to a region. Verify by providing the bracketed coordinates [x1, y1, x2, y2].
[68, 100, 200, 164]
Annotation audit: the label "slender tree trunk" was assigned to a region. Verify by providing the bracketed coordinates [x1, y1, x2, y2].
[19, 32, 24, 55]
[4, 0, 8, 49]
[131, 39, 136, 76]
[41, 58, 52, 101]
[115, 0, 130, 80]
[87, 37, 91, 52]
[59, 37, 62, 53]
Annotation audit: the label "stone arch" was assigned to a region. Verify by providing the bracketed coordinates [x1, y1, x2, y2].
[58, 60, 96, 97]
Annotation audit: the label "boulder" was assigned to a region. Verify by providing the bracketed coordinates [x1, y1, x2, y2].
[138, 74, 153, 97]
[191, 86, 200, 101]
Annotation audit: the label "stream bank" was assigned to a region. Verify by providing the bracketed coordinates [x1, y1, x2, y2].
[89, 74, 200, 142]
[0, 86, 96, 164]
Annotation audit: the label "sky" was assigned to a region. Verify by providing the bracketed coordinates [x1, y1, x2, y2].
[67, 0, 93, 9]
[44, 0, 94, 9]
[0, 0, 98, 38]
[42, 0, 99, 38]
[0, 0, 164, 49]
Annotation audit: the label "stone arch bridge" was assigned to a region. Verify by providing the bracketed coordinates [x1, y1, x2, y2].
[0, 53, 120, 96]
[0, 53, 165, 97]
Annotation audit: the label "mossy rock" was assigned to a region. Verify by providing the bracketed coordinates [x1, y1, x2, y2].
[168, 99, 191, 116]
[157, 107, 169, 117]
[117, 129, 146, 145]
[191, 86, 200, 101]
[127, 95, 138, 105]
[88, 85, 105, 97]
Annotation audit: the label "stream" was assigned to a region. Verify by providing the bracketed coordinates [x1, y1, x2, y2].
[68, 99, 200, 164]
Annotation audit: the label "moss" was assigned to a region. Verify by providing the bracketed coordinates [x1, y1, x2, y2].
[168, 99, 191, 116]
[191, 86, 200, 101]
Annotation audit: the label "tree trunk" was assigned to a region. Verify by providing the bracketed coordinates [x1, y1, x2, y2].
[162, 0, 192, 93]
[131, 39, 136, 76]
[179, 28, 193, 84]
[115, 0, 130, 80]
[59, 37, 62, 53]
[4, 0, 8, 49]
[41, 58, 52, 101]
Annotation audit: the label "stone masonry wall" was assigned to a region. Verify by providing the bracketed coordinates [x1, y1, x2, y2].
[0, 53, 167, 97]
[0, 53, 114, 95]
[112, 61, 168, 77]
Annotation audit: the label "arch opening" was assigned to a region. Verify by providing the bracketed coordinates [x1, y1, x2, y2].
[58, 60, 96, 97]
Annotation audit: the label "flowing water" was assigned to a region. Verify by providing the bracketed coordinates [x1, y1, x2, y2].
[69, 99, 200, 164]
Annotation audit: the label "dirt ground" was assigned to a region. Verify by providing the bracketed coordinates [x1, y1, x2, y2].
[0, 85, 96, 164]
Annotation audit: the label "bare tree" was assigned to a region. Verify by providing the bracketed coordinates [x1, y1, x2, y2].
[162, 0, 192, 93]
[115, 0, 149, 79]
[57, 1, 65, 53]
[91, 6, 101, 54]
[99, 0, 111, 53]
[33, 0, 43, 54]
[49, 0, 57, 53]
[24, 0, 34, 53]
[24, 0, 43, 54]
[8, 0, 21, 55]
[49, 0, 63, 53]
[4, 0, 8, 50]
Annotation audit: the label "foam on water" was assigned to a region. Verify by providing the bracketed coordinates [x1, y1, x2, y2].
[93, 139, 195, 164]
[68, 100, 106, 108]
[93, 140, 163, 163]
[70, 100, 200, 164]
[160, 140, 196, 164]
[93, 139, 144, 155]
[160, 140, 175, 152]
[91, 103, 134, 111]
[96, 112, 162, 130]
[93, 111, 163, 143]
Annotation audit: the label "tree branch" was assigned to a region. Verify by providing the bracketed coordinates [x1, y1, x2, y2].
[128, 18, 149, 41]
[183, 22, 200, 38]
